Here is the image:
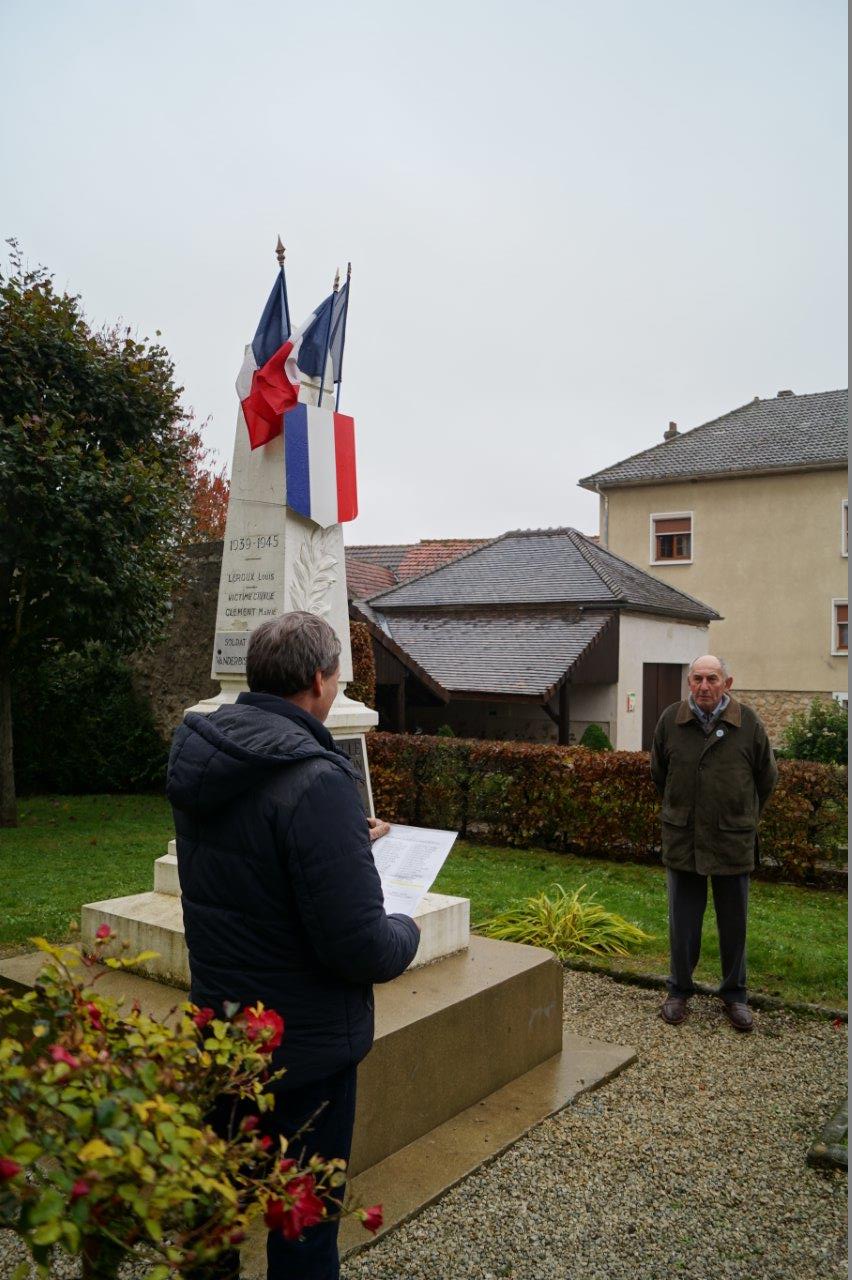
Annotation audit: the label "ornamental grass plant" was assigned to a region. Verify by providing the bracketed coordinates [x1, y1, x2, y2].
[0, 930, 379, 1280]
[477, 884, 653, 961]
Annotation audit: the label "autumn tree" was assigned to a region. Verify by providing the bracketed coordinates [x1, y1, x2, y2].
[182, 421, 230, 542]
[0, 245, 193, 826]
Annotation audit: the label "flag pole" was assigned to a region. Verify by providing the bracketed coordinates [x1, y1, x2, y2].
[275, 235, 292, 337]
[334, 262, 352, 412]
[317, 267, 339, 409]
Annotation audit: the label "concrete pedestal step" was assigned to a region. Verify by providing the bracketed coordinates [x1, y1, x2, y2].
[81, 884, 470, 982]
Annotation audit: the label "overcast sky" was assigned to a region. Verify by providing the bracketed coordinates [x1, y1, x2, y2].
[2, 0, 847, 543]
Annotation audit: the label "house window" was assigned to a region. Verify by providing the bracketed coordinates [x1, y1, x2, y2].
[842, 500, 848, 557]
[832, 600, 848, 655]
[651, 513, 692, 564]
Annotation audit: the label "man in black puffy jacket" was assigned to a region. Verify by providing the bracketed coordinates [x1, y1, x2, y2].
[167, 611, 420, 1280]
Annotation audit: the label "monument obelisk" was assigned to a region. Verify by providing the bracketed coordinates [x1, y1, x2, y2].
[192, 244, 377, 799]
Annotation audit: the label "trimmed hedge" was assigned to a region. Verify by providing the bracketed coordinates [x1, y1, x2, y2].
[367, 733, 848, 885]
[348, 621, 376, 709]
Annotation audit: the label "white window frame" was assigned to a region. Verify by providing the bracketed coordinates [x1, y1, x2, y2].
[830, 598, 848, 657]
[841, 499, 848, 558]
[649, 510, 694, 566]
[832, 691, 848, 709]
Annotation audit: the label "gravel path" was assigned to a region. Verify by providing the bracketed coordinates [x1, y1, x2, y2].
[342, 971, 847, 1280]
[1, 972, 846, 1280]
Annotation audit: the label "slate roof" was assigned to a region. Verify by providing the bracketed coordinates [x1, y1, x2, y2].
[375, 610, 614, 697]
[579, 389, 848, 490]
[368, 528, 719, 622]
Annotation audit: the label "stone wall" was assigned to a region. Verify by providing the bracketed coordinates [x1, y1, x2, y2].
[736, 689, 836, 742]
[130, 541, 222, 740]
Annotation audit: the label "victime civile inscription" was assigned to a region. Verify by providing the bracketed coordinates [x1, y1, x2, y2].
[222, 533, 282, 620]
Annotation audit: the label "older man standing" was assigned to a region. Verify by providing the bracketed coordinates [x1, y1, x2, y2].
[650, 655, 777, 1032]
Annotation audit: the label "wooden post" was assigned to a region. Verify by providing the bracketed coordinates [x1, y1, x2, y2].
[558, 682, 570, 746]
[396, 677, 407, 733]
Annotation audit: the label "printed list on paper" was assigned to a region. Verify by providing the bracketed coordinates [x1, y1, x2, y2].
[371, 824, 458, 916]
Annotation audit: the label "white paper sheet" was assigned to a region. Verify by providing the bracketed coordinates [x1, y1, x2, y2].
[371, 823, 457, 917]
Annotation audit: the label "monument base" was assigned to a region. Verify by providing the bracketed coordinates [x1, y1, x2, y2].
[81, 847, 470, 981]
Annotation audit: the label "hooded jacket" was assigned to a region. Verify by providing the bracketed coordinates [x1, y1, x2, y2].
[166, 691, 420, 1088]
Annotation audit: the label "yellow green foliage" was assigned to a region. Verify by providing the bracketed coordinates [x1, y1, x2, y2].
[0, 933, 375, 1279]
[478, 884, 653, 960]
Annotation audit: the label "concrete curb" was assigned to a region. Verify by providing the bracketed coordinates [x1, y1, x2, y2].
[561, 958, 849, 1022]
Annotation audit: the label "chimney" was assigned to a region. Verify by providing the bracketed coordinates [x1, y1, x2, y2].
[664, 421, 678, 441]
[777, 389, 794, 397]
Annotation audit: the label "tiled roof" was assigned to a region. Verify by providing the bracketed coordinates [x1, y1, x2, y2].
[345, 544, 412, 575]
[579, 389, 848, 489]
[376, 610, 614, 697]
[396, 539, 488, 579]
[345, 538, 487, 583]
[344, 555, 397, 601]
[369, 528, 719, 621]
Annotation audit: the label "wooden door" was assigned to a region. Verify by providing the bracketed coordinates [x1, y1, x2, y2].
[642, 663, 684, 750]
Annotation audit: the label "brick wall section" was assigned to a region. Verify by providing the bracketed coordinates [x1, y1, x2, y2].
[130, 540, 223, 740]
[736, 689, 835, 743]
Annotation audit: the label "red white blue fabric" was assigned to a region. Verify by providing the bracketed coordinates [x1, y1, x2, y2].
[284, 403, 357, 527]
[237, 280, 327, 451]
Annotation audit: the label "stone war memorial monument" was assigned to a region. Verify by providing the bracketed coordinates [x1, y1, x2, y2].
[6, 242, 635, 1259]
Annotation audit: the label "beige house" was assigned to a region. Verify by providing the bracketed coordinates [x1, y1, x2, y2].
[580, 388, 848, 741]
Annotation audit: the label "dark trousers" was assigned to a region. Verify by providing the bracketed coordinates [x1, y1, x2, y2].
[207, 1063, 358, 1280]
[666, 868, 750, 1004]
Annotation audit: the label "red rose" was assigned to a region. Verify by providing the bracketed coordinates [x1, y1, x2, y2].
[70, 1179, 91, 1202]
[264, 1179, 325, 1240]
[94, 923, 112, 940]
[228, 1230, 246, 1246]
[259, 1135, 273, 1151]
[361, 1204, 383, 1234]
[278, 1157, 297, 1173]
[49, 1044, 81, 1070]
[192, 1007, 216, 1030]
[264, 1198, 285, 1231]
[0, 1158, 23, 1181]
[241, 1006, 284, 1052]
[240, 1115, 260, 1133]
[85, 1003, 105, 1031]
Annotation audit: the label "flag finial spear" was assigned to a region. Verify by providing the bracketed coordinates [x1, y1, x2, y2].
[333, 267, 341, 292]
[275, 236, 286, 267]
[346, 261, 352, 281]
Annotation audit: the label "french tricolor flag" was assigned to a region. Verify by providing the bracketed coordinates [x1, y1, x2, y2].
[237, 277, 329, 451]
[284, 403, 358, 527]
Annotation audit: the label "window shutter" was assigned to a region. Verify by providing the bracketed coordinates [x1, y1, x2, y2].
[654, 517, 691, 534]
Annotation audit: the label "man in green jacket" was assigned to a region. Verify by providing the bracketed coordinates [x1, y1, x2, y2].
[650, 654, 778, 1032]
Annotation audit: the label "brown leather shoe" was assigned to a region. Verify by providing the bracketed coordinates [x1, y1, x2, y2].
[723, 1001, 754, 1032]
[660, 995, 689, 1025]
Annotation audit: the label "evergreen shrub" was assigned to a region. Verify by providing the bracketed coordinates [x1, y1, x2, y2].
[367, 733, 847, 884]
[579, 723, 613, 751]
[781, 697, 848, 765]
[12, 646, 168, 795]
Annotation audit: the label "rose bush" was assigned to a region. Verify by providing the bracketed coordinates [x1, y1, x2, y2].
[0, 931, 379, 1280]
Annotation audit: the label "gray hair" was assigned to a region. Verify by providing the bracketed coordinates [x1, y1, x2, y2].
[688, 655, 730, 679]
[246, 612, 341, 696]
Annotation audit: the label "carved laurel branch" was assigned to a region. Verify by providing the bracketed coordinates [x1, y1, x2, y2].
[290, 527, 338, 618]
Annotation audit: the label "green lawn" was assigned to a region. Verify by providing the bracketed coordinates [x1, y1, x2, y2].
[2, 796, 847, 1009]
